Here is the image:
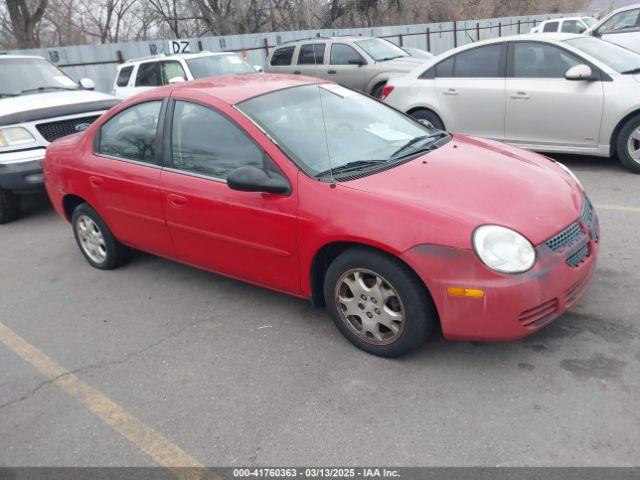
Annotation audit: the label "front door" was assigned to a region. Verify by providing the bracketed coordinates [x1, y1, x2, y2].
[327, 43, 367, 90]
[505, 41, 604, 148]
[160, 99, 300, 294]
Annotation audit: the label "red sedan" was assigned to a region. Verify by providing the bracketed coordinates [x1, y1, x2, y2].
[44, 74, 599, 357]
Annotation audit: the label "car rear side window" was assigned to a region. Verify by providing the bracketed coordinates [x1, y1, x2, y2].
[298, 44, 325, 65]
[116, 66, 133, 87]
[434, 56, 454, 77]
[170, 101, 264, 179]
[97, 101, 162, 164]
[135, 62, 161, 87]
[330, 44, 365, 65]
[543, 21, 559, 32]
[513, 42, 581, 78]
[453, 44, 506, 77]
[270, 46, 295, 66]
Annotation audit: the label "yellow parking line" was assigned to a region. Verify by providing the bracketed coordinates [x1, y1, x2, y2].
[596, 204, 640, 213]
[0, 322, 217, 480]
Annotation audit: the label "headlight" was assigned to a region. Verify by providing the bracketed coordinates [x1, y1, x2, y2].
[556, 161, 582, 188]
[0, 127, 36, 148]
[473, 225, 536, 274]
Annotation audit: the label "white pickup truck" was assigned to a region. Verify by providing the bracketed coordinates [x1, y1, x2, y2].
[0, 55, 120, 223]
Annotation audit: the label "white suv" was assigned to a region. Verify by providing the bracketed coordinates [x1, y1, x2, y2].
[588, 3, 640, 53]
[529, 17, 597, 34]
[112, 51, 259, 99]
[0, 55, 119, 223]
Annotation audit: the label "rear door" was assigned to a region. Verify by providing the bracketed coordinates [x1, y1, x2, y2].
[89, 99, 174, 256]
[433, 43, 507, 139]
[133, 61, 162, 94]
[295, 43, 327, 77]
[504, 41, 604, 148]
[160, 97, 300, 293]
[327, 42, 367, 90]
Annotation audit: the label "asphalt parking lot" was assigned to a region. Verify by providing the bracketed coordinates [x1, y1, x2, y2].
[1, 153, 639, 468]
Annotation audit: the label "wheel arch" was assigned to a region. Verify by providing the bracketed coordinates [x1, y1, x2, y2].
[62, 194, 89, 222]
[309, 241, 437, 315]
[609, 109, 640, 156]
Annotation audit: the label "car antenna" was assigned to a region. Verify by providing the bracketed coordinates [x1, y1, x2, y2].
[304, 0, 335, 187]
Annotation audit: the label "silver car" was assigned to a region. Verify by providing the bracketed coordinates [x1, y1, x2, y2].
[265, 36, 426, 97]
[382, 34, 640, 173]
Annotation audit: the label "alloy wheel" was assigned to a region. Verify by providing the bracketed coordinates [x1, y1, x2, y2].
[628, 127, 640, 164]
[334, 268, 405, 345]
[76, 215, 107, 264]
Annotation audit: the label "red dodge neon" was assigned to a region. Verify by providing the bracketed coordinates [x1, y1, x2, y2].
[44, 74, 599, 357]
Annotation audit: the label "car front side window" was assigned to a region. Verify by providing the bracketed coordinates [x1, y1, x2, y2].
[512, 42, 582, 78]
[161, 61, 187, 84]
[97, 101, 162, 164]
[170, 101, 264, 180]
[330, 44, 366, 65]
[562, 20, 586, 33]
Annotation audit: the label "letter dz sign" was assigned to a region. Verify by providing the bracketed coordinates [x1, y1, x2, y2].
[168, 40, 191, 54]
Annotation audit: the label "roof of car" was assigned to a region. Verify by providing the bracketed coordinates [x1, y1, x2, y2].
[167, 72, 326, 105]
[539, 16, 592, 22]
[122, 51, 236, 65]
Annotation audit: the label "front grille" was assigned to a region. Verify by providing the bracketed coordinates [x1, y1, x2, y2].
[518, 298, 560, 328]
[545, 222, 584, 253]
[565, 274, 590, 307]
[36, 115, 100, 142]
[566, 244, 590, 268]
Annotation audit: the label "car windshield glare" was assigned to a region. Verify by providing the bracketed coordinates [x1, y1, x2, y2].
[564, 37, 640, 73]
[355, 38, 409, 61]
[237, 84, 441, 177]
[186, 55, 255, 79]
[0, 58, 78, 95]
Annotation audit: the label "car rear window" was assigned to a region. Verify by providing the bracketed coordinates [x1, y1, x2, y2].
[116, 66, 133, 87]
[270, 46, 295, 66]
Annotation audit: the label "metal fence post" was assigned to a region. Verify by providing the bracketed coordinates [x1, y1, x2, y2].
[453, 21, 457, 48]
[498, 22, 502, 37]
[263, 38, 269, 56]
[426, 28, 431, 52]
[399, 34, 403, 46]
[476, 22, 480, 41]
[517, 19, 521, 34]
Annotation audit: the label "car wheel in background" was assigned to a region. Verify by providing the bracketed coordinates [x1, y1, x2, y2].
[409, 108, 445, 131]
[71, 203, 129, 269]
[617, 114, 640, 173]
[323, 247, 436, 357]
[371, 82, 386, 99]
[0, 188, 21, 224]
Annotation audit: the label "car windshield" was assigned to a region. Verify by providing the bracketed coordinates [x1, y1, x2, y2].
[186, 54, 255, 79]
[582, 17, 597, 27]
[0, 58, 78, 97]
[355, 38, 409, 61]
[237, 84, 447, 178]
[564, 37, 640, 73]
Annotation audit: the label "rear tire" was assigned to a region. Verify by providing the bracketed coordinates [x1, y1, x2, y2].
[0, 188, 21, 224]
[71, 203, 128, 270]
[323, 247, 436, 357]
[616, 114, 640, 173]
[409, 109, 445, 131]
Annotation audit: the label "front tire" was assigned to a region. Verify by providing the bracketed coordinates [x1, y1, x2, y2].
[409, 109, 445, 131]
[71, 203, 128, 269]
[323, 248, 436, 357]
[616, 114, 640, 173]
[0, 188, 21, 224]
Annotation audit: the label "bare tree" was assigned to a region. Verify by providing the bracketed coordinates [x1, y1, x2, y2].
[4, 0, 48, 47]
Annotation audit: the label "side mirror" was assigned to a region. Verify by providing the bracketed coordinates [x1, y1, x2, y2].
[565, 64, 594, 81]
[348, 59, 365, 66]
[253, 65, 264, 73]
[79, 78, 95, 90]
[227, 166, 290, 195]
[168, 76, 186, 84]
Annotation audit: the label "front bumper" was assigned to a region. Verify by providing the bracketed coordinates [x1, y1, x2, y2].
[0, 148, 46, 194]
[401, 213, 600, 341]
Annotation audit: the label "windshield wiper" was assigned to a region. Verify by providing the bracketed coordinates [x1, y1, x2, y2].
[21, 86, 77, 94]
[621, 67, 640, 74]
[391, 133, 448, 159]
[377, 55, 405, 62]
[315, 159, 389, 178]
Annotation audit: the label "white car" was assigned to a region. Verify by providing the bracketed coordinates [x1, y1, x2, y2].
[530, 16, 597, 34]
[588, 3, 640, 53]
[0, 55, 119, 223]
[112, 51, 259, 99]
[381, 34, 640, 173]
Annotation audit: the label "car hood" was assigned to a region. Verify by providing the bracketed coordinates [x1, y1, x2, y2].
[341, 134, 584, 246]
[0, 90, 116, 117]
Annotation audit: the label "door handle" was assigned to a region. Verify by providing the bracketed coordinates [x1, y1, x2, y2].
[510, 92, 530, 100]
[167, 193, 188, 208]
[89, 176, 104, 187]
[293, 70, 301, 74]
[442, 88, 458, 96]
[327, 70, 337, 74]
